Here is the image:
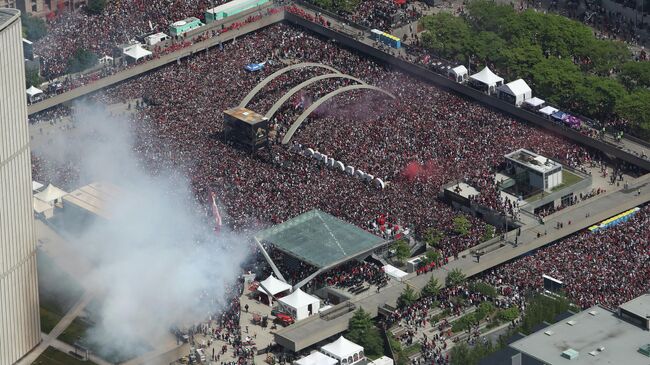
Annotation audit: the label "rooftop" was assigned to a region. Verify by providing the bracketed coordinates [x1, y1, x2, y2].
[619, 293, 650, 319]
[255, 210, 385, 269]
[505, 148, 562, 174]
[445, 182, 480, 199]
[0, 8, 20, 31]
[63, 182, 120, 220]
[510, 305, 650, 365]
[224, 106, 268, 125]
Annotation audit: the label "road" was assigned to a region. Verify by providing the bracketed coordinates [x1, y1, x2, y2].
[275, 173, 650, 351]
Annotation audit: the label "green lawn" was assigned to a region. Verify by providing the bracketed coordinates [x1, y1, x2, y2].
[37, 250, 85, 334]
[403, 343, 422, 357]
[32, 347, 97, 365]
[57, 317, 93, 347]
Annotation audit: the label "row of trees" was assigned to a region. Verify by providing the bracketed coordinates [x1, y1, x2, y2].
[309, 0, 362, 13]
[419, 0, 650, 140]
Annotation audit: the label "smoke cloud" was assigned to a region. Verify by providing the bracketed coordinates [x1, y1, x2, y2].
[33, 103, 248, 360]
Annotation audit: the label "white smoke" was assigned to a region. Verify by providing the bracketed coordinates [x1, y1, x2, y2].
[33, 103, 248, 360]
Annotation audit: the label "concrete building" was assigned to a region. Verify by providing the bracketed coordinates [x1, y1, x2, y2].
[2, 0, 87, 18]
[510, 296, 650, 365]
[0, 8, 41, 365]
[505, 149, 563, 191]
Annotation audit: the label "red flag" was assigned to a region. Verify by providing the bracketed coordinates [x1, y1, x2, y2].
[210, 191, 222, 233]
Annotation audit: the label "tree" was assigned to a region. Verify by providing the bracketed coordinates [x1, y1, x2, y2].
[469, 281, 497, 298]
[424, 228, 444, 248]
[391, 239, 410, 264]
[346, 308, 384, 357]
[25, 69, 43, 88]
[615, 90, 650, 139]
[465, 0, 517, 34]
[530, 57, 583, 106]
[573, 76, 627, 120]
[21, 13, 47, 41]
[67, 48, 98, 74]
[619, 61, 650, 90]
[420, 13, 472, 61]
[498, 307, 520, 322]
[474, 301, 496, 322]
[578, 39, 629, 76]
[425, 249, 441, 264]
[450, 342, 472, 365]
[312, 0, 361, 12]
[481, 224, 495, 242]
[421, 276, 441, 298]
[446, 268, 466, 287]
[86, 0, 107, 14]
[397, 285, 419, 308]
[469, 31, 506, 65]
[452, 215, 471, 236]
[500, 43, 544, 80]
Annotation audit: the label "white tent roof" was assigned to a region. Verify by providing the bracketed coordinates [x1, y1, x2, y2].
[278, 288, 320, 309]
[33, 197, 52, 213]
[382, 264, 408, 281]
[34, 184, 67, 203]
[26, 85, 43, 96]
[295, 352, 338, 365]
[498, 79, 531, 97]
[523, 97, 545, 107]
[450, 65, 468, 76]
[32, 181, 44, 191]
[539, 106, 559, 116]
[258, 275, 292, 296]
[123, 44, 152, 61]
[321, 336, 364, 359]
[469, 66, 504, 86]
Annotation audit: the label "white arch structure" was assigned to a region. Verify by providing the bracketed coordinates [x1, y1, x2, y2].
[239, 62, 340, 107]
[281, 84, 396, 144]
[264, 73, 365, 119]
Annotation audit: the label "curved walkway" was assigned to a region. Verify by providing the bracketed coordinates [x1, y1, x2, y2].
[264, 73, 365, 119]
[239, 62, 341, 107]
[281, 84, 396, 144]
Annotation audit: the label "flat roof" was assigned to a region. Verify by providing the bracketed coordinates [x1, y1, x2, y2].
[63, 182, 119, 220]
[255, 210, 385, 269]
[510, 305, 650, 365]
[224, 106, 268, 125]
[505, 148, 561, 174]
[0, 8, 20, 31]
[619, 293, 650, 319]
[445, 182, 480, 199]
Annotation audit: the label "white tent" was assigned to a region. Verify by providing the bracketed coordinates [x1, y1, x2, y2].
[523, 97, 545, 110]
[32, 181, 44, 192]
[278, 288, 320, 320]
[34, 184, 67, 205]
[382, 264, 408, 281]
[26, 85, 44, 103]
[33, 197, 53, 215]
[123, 44, 152, 62]
[497, 79, 532, 106]
[258, 275, 292, 298]
[295, 352, 338, 365]
[448, 65, 468, 83]
[145, 32, 169, 46]
[99, 55, 114, 66]
[539, 106, 559, 118]
[469, 67, 504, 94]
[321, 336, 365, 365]
[368, 356, 394, 365]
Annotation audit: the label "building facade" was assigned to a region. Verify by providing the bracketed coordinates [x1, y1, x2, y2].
[2, 0, 87, 18]
[0, 8, 41, 365]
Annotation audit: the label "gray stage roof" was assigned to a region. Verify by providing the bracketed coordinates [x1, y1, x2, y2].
[510, 305, 650, 365]
[255, 209, 385, 269]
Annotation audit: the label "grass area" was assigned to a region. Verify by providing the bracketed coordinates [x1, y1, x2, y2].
[40, 307, 64, 334]
[58, 317, 93, 347]
[37, 250, 85, 334]
[32, 346, 97, 365]
[403, 343, 422, 357]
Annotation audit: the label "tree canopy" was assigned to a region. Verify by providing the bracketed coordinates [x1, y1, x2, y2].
[421, 276, 441, 298]
[86, 0, 107, 14]
[397, 285, 419, 308]
[392, 239, 411, 263]
[67, 48, 98, 74]
[346, 308, 384, 357]
[21, 13, 47, 41]
[446, 268, 466, 287]
[418, 0, 650, 140]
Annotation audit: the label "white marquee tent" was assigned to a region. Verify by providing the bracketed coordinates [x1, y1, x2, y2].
[382, 264, 408, 281]
[278, 288, 320, 320]
[321, 336, 365, 365]
[539, 105, 559, 118]
[123, 44, 152, 62]
[523, 97, 545, 110]
[258, 275, 292, 304]
[32, 181, 44, 192]
[448, 65, 468, 83]
[469, 66, 504, 94]
[34, 184, 67, 205]
[294, 352, 338, 365]
[497, 79, 532, 106]
[26, 85, 44, 103]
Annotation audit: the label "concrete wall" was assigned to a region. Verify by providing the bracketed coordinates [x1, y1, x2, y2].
[284, 13, 650, 171]
[0, 9, 41, 365]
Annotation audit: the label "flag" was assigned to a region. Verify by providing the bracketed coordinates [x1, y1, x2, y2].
[210, 191, 222, 232]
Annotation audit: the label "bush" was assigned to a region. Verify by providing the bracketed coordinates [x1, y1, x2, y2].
[469, 281, 498, 298]
[498, 307, 520, 322]
[451, 312, 476, 333]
